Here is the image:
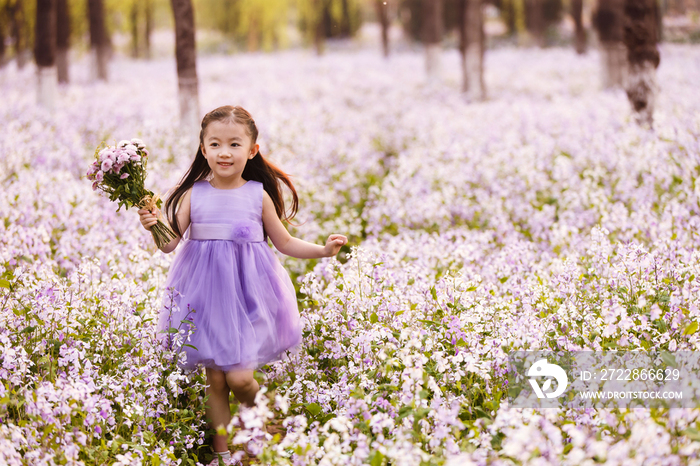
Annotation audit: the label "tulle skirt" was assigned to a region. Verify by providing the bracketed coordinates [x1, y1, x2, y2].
[158, 239, 302, 372]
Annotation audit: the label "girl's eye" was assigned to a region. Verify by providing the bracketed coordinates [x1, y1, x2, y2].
[231, 143, 239, 147]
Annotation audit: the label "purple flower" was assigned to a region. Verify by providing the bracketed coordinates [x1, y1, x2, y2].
[101, 159, 113, 172]
[120, 173, 129, 179]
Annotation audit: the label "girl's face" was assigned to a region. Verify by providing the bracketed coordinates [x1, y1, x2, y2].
[201, 120, 259, 186]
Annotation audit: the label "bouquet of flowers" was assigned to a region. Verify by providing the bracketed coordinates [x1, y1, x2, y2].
[87, 138, 176, 249]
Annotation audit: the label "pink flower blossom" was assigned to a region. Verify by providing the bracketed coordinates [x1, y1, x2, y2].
[130, 138, 145, 148]
[116, 151, 131, 164]
[120, 173, 129, 179]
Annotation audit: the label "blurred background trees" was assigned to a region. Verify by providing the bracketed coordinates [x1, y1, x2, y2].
[3, 0, 697, 125]
[34, 0, 56, 108]
[7, 0, 699, 62]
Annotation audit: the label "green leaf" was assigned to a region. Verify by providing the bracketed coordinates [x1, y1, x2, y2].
[397, 406, 413, 420]
[660, 351, 677, 368]
[370, 451, 384, 466]
[305, 403, 322, 416]
[370, 313, 379, 324]
[0, 279, 10, 288]
[684, 428, 700, 442]
[683, 321, 698, 336]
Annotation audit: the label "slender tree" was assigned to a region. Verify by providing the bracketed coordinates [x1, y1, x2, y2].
[7, 0, 27, 69]
[0, 10, 6, 67]
[672, 0, 686, 14]
[88, 0, 109, 81]
[623, 0, 660, 126]
[375, 0, 390, 58]
[35, 0, 57, 109]
[314, 0, 326, 55]
[593, 0, 626, 88]
[459, 0, 486, 99]
[130, 2, 139, 58]
[145, 0, 153, 59]
[170, 0, 200, 138]
[421, 0, 443, 81]
[56, 0, 70, 83]
[571, 0, 586, 54]
[525, 0, 545, 46]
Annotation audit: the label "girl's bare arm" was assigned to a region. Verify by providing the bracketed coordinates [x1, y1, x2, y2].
[262, 191, 347, 259]
[138, 189, 192, 253]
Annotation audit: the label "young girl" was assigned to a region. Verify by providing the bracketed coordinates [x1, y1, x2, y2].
[138, 105, 347, 465]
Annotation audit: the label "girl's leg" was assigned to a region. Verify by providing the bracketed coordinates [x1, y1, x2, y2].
[206, 367, 232, 453]
[225, 369, 259, 407]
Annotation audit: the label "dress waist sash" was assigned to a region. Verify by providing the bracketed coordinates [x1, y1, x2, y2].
[189, 222, 265, 243]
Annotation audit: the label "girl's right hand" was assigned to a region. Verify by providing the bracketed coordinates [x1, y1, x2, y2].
[138, 208, 159, 231]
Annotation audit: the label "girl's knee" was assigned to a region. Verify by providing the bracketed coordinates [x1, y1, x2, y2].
[226, 370, 256, 393]
[207, 368, 228, 392]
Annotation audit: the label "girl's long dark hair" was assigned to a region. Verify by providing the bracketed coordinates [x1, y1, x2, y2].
[164, 105, 299, 238]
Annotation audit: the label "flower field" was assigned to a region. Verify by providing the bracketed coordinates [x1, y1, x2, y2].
[1, 44, 700, 465]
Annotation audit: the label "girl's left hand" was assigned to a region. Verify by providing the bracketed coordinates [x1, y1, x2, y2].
[324, 234, 348, 257]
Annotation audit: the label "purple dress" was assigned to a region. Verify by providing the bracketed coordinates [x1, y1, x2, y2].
[158, 179, 302, 372]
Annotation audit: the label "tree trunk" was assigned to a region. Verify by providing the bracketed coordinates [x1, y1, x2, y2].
[145, 0, 153, 59]
[672, 0, 686, 14]
[459, 0, 486, 99]
[340, 0, 351, 36]
[500, 0, 516, 35]
[525, 0, 545, 47]
[88, 0, 108, 81]
[422, 0, 443, 81]
[170, 0, 200, 139]
[8, 0, 28, 69]
[571, 0, 586, 54]
[0, 12, 6, 67]
[624, 0, 660, 126]
[314, 0, 325, 55]
[35, 0, 57, 109]
[130, 2, 139, 58]
[56, 0, 70, 83]
[375, 0, 390, 58]
[594, 0, 626, 88]
[247, 16, 260, 52]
